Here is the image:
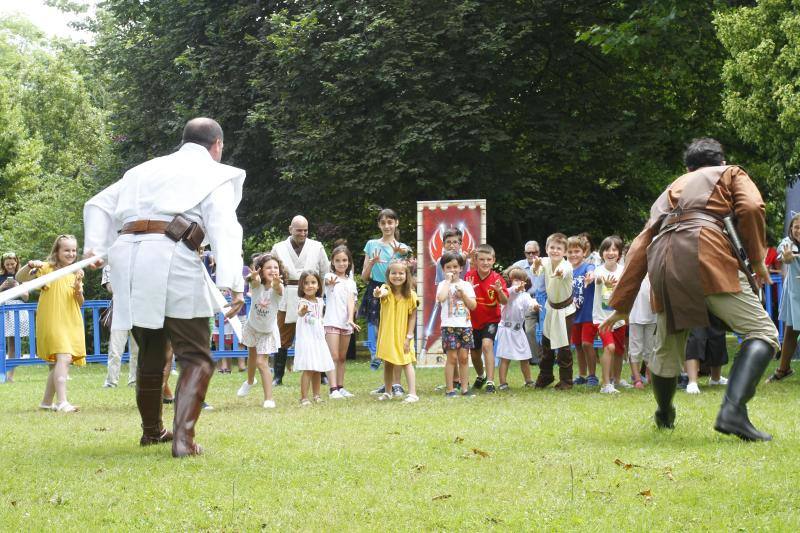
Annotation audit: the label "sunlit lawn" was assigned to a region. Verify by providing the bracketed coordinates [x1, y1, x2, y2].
[1, 348, 799, 531]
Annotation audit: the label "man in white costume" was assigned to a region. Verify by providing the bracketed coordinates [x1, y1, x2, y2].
[270, 216, 329, 384]
[83, 118, 245, 457]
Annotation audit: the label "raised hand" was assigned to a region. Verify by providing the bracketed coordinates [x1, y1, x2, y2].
[28, 260, 44, 270]
[783, 242, 795, 263]
[369, 249, 383, 265]
[391, 241, 408, 256]
[492, 279, 504, 292]
[325, 274, 339, 287]
[584, 270, 594, 287]
[532, 256, 542, 272]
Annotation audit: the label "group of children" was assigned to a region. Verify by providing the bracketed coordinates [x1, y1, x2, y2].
[434, 230, 655, 397]
[25, 205, 800, 412]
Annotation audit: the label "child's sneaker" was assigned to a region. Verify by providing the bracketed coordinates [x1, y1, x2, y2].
[370, 385, 386, 395]
[600, 384, 619, 394]
[498, 383, 510, 391]
[330, 389, 344, 400]
[616, 379, 634, 389]
[263, 400, 276, 409]
[445, 391, 459, 398]
[339, 388, 355, 397]
[685, 382, 701, 394]
[300, 398, 312, 406]
[574, 376, 587, 385]
[237, 379, 255, 397]
[472, 375, 487, 390]
[392, 384, 405, 397]
[485, 381, 497, 393]
[524, 381, 536, 388]
[586, 375, 600, 386]
[461, 389, 476, 397]
[102, 382, 117, 388]
[403, 394, 419, 403]
[377, 392, 392, 401]
[708, 377, 728, 386]
[202, 402, 214, 410]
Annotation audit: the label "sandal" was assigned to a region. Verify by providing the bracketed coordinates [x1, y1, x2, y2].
[56, 401, 80, 413]
[766, 368, 794, 383]
[38, 403, 56, 411]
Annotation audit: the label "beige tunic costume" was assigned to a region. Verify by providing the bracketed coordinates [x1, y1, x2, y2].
[271, 238, 329, 324]
[536, 258, 575, 350]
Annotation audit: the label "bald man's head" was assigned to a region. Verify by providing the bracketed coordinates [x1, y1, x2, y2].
[182, 118, 223, 149]
[289, 216, 309, 245]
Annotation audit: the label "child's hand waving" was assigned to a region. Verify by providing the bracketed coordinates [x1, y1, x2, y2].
[492, 279, 504, 292]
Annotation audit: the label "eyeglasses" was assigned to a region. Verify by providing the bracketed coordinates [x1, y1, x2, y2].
[525, 251, 539, 256]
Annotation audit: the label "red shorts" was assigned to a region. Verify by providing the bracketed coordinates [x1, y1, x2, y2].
[597, 324, 627, 355]
[570, 322, 597, 347]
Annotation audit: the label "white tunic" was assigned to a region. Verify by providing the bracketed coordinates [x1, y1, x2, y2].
[271, 238, 329, 324]
[495, 290, 536, 360]
[537, 258, 575, 350]
[83, 143, 245, 330]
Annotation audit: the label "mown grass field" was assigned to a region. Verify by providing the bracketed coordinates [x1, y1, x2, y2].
[1, 353, 799, 531]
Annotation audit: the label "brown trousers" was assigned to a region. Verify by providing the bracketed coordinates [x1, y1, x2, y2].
[538, 313, 575, 387]
[277, 310, 297, 349]
[132, 316, 213, 374]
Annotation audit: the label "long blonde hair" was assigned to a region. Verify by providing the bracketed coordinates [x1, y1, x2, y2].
[46, 234, 78, 267]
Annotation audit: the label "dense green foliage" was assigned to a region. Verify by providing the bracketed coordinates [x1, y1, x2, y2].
[87, 0, 779, 261]
[1, 0, 797, 268]
[717, 1, 800, 184]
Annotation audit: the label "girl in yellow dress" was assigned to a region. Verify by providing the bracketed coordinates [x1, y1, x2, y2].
[373, 260, 419, 403]
[16, 235, 86, 412]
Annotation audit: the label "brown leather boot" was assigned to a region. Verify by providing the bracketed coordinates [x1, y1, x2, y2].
[172, 361, 213, 458]
[137, 371, 173, 446]
[535, 347, 555, 388]
[554, 347, 573, 390]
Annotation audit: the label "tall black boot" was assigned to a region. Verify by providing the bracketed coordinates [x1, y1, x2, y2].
[714, 338, 774, 441]
[273, 348, 287, 386]
[651, 374, 678, 429]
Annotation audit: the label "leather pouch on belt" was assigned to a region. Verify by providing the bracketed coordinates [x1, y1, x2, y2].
[165, 214, 192, 242]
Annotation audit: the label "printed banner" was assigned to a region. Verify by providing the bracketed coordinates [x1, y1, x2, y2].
[416, 200, 486, 367]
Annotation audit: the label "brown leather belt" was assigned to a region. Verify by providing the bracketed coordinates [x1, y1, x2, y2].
[549, 295, 573, 310]
[660, 210, 724, 232]
[120, 215, 205, 252]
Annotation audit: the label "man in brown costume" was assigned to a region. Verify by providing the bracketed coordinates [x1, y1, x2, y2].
[602, 138, 779, 441]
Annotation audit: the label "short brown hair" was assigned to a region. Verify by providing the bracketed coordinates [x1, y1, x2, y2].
[546, 233, 568, 251]
[298, 270, 323, 297]
[252, 252, 287, 286]
[567, 235, 590, 254]
[474, 244, 495, 256]
[599, 235, 624, 257]
[506, 266, 531, 291]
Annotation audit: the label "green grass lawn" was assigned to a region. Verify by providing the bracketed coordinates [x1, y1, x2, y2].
[1, 353, 800, 531]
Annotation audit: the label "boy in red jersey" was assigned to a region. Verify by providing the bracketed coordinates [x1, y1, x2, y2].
[465, 244, 508, 393]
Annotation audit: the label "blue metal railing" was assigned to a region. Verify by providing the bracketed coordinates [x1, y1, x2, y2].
[0, 298, 256, 382]
[0, 273, 790, 382]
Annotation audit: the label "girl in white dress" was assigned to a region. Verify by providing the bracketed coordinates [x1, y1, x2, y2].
[295, 271, 336, 405]
[324, 244, 360, 398]
[237, 253, 284, 408]
[496, 267, 540, 389]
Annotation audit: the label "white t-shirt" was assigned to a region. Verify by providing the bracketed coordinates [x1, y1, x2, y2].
[247, 284, 282, 333]
[323, 273, 358, 329]
[592, 263, 624, 328]
[629, 275, 656, 325]
[439, 279, 476, 328]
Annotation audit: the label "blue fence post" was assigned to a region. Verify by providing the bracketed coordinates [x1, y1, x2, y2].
[0, 304, 6, 383]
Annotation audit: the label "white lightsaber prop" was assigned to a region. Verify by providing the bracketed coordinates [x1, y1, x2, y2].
[203, 268, 243, 341]
[0, 255, 243, 341]
[0, 255, 105, 305]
